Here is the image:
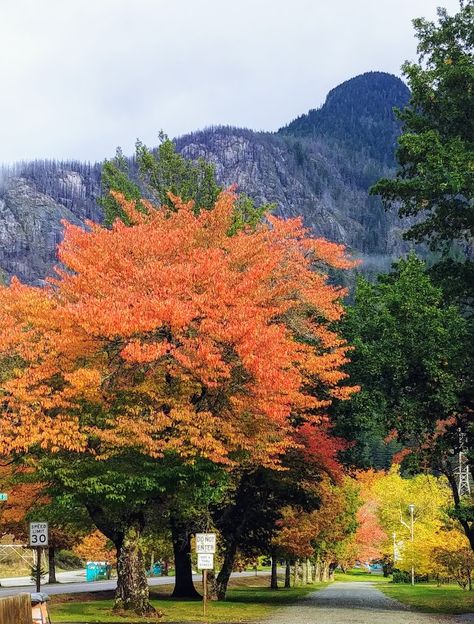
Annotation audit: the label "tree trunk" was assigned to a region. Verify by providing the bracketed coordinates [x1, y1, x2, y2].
[294, 559, 299, 586]
[315, 558, 321, 582]
[322, 561, 329, 582]
[285, 560, 291, 588]
[170, 520, 200, 599]
[114, 523, 154, 615]
[206, 570, 218, 600]
[302, 557, 307, 584]
[48, 547, 57, 584]
[84, 504, 153, 616]
[215, 541, 237, 600]
[270, 551, 278, 589]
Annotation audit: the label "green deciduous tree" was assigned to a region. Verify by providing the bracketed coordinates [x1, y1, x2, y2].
[336, 254, 467, 441]
[371, 2, 474, 552]
[372, 1, 474, 251]
[333, 255, 474, 550]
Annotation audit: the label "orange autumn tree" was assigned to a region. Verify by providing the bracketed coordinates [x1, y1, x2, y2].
[273, 476, 360, 584]
[74, 530, 116, 565]
[273, 505, 316, 571]
[0, 190, 356, 611]
[270, 424, 347, 587]
[0, 190, 355, 461]
[0, 465, 45, 542]
[0, 463, 85, 584]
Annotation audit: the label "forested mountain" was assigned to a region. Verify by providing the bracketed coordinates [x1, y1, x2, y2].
[280, 71, 409, 166]
[0, 71, 412, 285]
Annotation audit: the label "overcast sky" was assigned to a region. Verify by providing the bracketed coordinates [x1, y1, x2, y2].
[0, 0, 460, 164]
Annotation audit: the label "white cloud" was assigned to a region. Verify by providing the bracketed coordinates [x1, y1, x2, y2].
[0, 0, 461, 163]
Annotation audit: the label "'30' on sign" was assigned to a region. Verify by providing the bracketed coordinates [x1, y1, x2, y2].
[29, 522, 49, 547]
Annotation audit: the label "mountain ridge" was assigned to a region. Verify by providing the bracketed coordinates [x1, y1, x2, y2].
[0, 71, 413, 285]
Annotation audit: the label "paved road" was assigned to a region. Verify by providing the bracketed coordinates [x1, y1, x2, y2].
[263, 581, 474, 624]
[0, 569, 86, 588]
[0, 570, 259, 598]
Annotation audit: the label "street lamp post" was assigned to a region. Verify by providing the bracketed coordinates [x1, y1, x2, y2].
[392, 532, 397, 568]
[408, 504, 415, 586]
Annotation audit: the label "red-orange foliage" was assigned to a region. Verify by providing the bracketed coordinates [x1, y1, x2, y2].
[294, 423, 347, 482]
[0, 191, 356, 465]
[354, 470, 387, 562]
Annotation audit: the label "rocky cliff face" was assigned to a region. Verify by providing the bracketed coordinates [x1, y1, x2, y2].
[175, 127, 410, 271]
[0, 177, 83, 284]
[0, 164, 102, 284]
[0, 72, 413, 284]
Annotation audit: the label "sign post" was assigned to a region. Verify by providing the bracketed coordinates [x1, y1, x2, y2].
[29, 522, 48, 592]
[195, 534, 216, 619]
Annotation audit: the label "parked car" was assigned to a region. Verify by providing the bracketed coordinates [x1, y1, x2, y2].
[31, 593, 51, 624]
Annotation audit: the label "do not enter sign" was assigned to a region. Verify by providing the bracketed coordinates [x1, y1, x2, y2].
[195, 533, 216, 554]
[29, 522, 49, 547]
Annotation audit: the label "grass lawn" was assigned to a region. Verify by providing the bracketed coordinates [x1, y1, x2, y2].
[49, 575, 328, 623]
[335, 569, 474, 614]
[379, 582, 474, 615]
[334, 569, 386, 583]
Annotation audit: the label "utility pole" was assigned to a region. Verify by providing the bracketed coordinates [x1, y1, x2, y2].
[400, 504, 416, 585]
[456, 429, 471, 496]
[392, 532, 397, 569]
[35, 548, 42, 592]
[408, 504, 415, 586]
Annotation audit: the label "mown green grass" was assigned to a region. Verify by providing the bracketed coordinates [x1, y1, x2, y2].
[334, 569, 386, 583]
[49, 575, 328, 623]
[379, 582, 474, 615]
[336, 568, 474, 614]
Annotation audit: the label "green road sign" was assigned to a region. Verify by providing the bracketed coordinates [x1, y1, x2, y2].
[0, 493, 8, 501]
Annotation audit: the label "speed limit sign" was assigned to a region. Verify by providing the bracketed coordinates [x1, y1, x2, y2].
[29, 522, 49, 547]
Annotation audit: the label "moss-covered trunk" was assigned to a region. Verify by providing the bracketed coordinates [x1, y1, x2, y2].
[293, 559, 300, 586]
[114, 523, 154, 615]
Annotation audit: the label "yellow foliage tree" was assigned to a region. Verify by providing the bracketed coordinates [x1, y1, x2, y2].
[369, 466, 473, 585]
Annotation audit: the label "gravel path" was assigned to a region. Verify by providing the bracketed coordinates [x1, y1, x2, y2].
[262, 581, 474, 624]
